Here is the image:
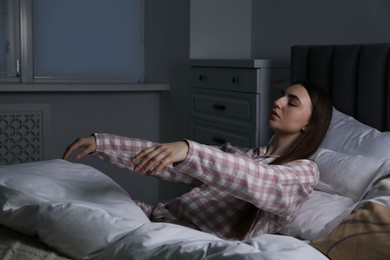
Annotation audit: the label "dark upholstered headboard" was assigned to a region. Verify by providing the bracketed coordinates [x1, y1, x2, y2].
[290, 43, 390, 131]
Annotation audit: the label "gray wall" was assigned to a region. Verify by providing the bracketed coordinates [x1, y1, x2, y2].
[145, 0, 190, 142]
[252, 0, 390, 61]
[144, 0, 191, 201]
[190, 0, 252, 59]
[190, 0, 390, 61]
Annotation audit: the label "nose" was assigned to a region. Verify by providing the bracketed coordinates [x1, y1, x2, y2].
[273, 96, 284, 108]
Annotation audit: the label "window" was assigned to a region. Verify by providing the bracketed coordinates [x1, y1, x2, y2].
[0, 0, 7, 76]
[0, 0, 144, 84]
[0, 0, 20, 82]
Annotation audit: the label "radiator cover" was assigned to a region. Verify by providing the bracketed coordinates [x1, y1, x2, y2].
[0, 104, 50, 165]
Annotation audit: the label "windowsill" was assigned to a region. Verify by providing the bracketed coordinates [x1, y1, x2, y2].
[0, 83, 170, 92]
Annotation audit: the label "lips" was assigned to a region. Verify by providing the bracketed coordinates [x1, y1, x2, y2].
[270, 109, 279, 119]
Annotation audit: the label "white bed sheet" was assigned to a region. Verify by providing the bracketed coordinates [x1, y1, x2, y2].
[0, 160, 327, 260]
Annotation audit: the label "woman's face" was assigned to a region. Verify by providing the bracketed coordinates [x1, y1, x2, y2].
[267, 84, 312, 136]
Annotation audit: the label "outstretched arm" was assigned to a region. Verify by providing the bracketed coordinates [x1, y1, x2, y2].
[131, 141, 188, 174]
[72, 133, 201, 186]
[171, 140, 319, 217]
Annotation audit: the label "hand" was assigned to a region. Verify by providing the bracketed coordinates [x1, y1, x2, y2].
[62, 135, 96, 160]
[131, 141, 189, 174]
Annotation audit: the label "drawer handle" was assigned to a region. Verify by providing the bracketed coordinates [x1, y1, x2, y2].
[212, 137, 226, 144]
[232, 76, 239, 84]
[198, 74, 206, 82]
[212, 104, 226, 111]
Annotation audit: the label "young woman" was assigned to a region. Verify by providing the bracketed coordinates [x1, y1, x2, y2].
[63, 81, 333, 240]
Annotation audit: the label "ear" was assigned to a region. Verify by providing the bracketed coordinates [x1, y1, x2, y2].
[301, 124, 310, 132]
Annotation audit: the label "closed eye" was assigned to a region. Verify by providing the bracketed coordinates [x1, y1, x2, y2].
[279, 89, 302, 106]
[287, 94, 302, 105]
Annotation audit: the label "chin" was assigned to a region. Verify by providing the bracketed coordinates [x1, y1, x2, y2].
[267, 121, 276, 130]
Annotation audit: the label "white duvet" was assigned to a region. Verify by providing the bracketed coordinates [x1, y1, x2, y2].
[0, 160, 327, 260]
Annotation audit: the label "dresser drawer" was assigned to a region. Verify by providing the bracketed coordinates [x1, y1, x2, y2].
[189, 59, 289, 147]
[190, 120, 259, 147]
[190, 67, 260, 93]
[191, 88, 259, 129]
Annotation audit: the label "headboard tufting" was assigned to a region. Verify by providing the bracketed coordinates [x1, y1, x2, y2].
[291, 43, 390, 131]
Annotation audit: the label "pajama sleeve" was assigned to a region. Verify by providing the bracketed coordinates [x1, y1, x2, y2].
[92, 133, 201, 186]
[170, 140, 319, 217]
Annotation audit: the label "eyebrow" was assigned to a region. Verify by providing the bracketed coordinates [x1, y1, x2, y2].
[287, 94, 302, 104]
[281, 90, 303, 104]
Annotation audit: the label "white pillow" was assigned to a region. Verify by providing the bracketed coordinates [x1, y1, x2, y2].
[0, 159, 150, 259]
[280, 149, 390, 240]
[279, 190, 355, 240]
[281, 109, 390, 241]
[321, 108, 390, 159]
[310, 148, 390, 201]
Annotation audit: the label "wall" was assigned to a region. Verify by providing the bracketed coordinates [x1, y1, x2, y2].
[251, 0, 390, 61]
[190, 0, 252, 59]
[145, 0, 192, 201]
[145, 0, 190, 142]
[190, 0, 390, 61]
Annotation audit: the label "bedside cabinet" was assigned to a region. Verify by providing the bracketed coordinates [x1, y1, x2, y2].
[189, 59, 289, 148]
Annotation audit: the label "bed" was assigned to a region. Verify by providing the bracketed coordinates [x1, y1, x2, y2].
[1, 43, 390, 260]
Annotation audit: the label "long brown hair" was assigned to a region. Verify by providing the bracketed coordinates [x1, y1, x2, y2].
[271, 81, 333, 165]
[231, 81, 333, 240]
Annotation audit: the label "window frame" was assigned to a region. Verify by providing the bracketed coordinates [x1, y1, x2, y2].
[0, 0, 21, 83]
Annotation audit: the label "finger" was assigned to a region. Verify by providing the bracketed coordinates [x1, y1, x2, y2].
[150, 156, 171, 174]
[63, 137, 95, 160]
[75, 145, 95, 160]
[62, 140, 82, 160]
[136, 145, 172, 174]
[134, 147, 165, 173]
[62, 149, 72, 160]
[145, 146, 178, 174]
[131, 147, 152, 164]
[132, 143, 165, 164]
[142, 151, 168, 174]
[131, 148, 152, 170]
